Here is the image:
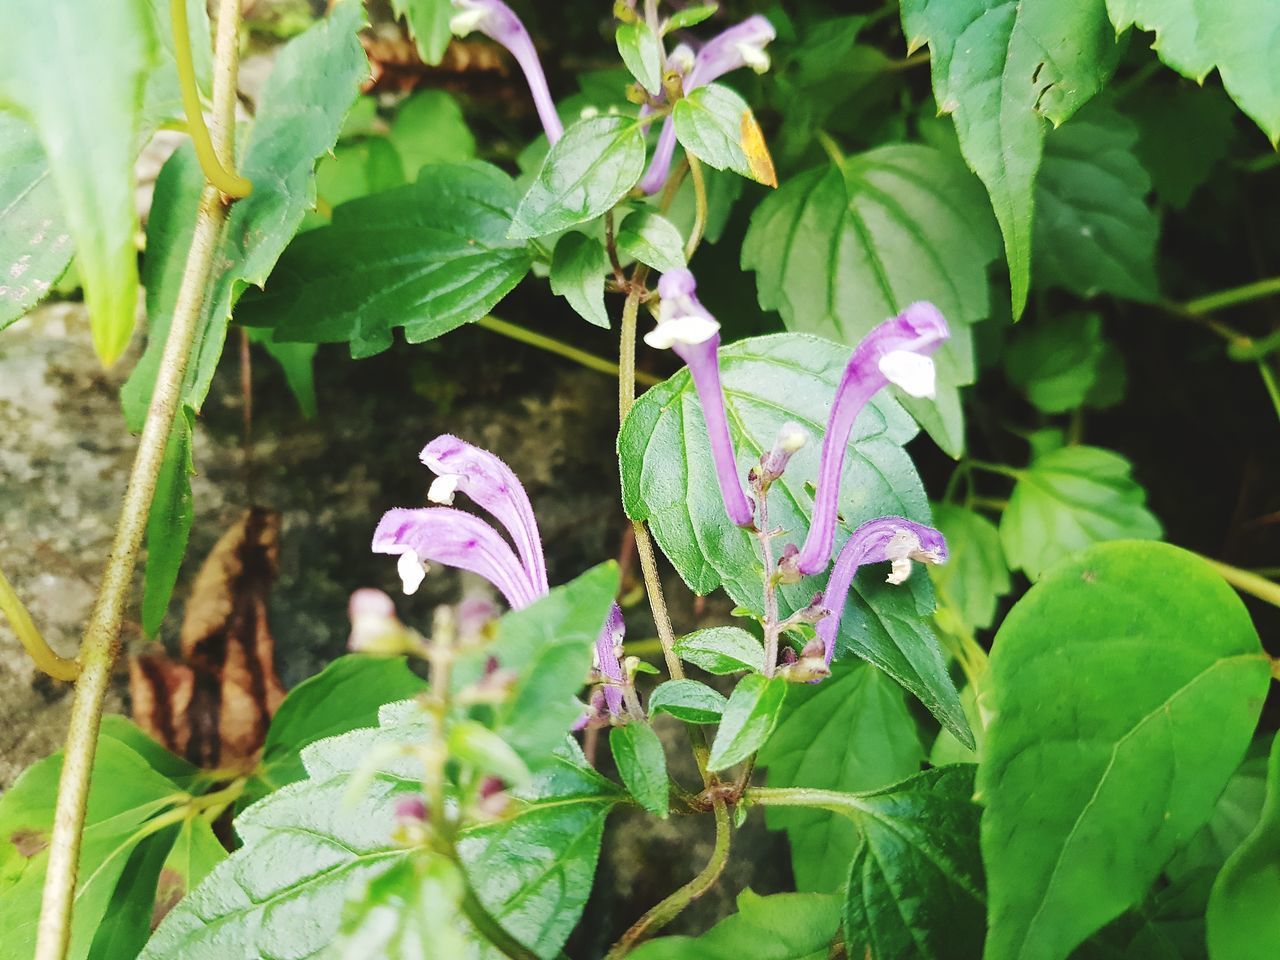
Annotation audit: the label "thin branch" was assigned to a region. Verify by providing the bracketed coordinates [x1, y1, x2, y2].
[477, 315, 658, 386]
[1179, 276, 1280, 315]
[34, 1, 247, 956]
[1207, 558, 1280, 610]
[0, 566, 80, 681]
[683, 153, 708, 263]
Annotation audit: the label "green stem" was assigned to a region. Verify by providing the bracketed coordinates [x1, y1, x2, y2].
[604, 799, 731, 959]
[1206, 559, 1280, 610]
[1256, 359, 1280, 426]
[171, 0, 251, 198]
[684, 153, 707, 262]
[1180, 276, 1280, 315]
[815, 129, 845, 168]
[744, 785, 866, 820]
[477, 315, 657, 386]
[460, 883, 541, 960]
[0, 566, 79, 681]
[34, 3, 246, 956]
[966, 459, 1023, 481]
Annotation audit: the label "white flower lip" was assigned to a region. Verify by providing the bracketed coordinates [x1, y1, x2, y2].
[878, 350, 937, 399]
[397, 549, 428, 595]
[644, 314, 720, 350]
[449, 5, 488, 37]
[736, 42, 771, 73]
[428, 473, 462, 505]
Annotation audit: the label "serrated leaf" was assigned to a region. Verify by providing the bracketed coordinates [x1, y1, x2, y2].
[617, 21, 665, 95]
[760, 662, 923, 892]
[648, 678, 729, 724]
[509, 116, 646, 239]
[390, 0, 454, 65]
[616, 208, 686, 273]
[1106, 0, 1280, 143]
[611, 723, 670, 817]
[979, 541, 1271, 960]
[929, 505, 1011, 632]
[1004, 313, 1108, 414]
[549, 232, 610, 328]
[242, 654, 428, 808]
[1206, 733, 1280, 960]
[0, 0, 158, 364]
[900, 0, 1122, 315]
[707, 674, 787, 771]
[999, 445, 1162, 580]
[742, 145, 1000, 457]
[844, 765, 986, 960]
[1035, 101, 1159, 301]
[672, 84, 777, 186]
[630, 889, 840, 960]
[618, 333, 970, 745]
[673, 626, 765, 675]
[238, 162, 533, 357]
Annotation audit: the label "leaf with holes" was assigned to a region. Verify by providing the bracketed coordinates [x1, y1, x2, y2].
[900, 0, 1122, 316]
[742, 145, 1000, 456]
[619, 333, 970, 746]
[979, 541, 1271, 960]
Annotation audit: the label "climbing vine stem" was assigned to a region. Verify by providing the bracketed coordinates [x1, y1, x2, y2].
[33, 1, 248, 956]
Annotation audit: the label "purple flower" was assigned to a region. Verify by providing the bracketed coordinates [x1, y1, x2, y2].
[757, 421, 809, 487]
[639, 15, 776, 194]
[791, 303, 949, 576]
[595, 602, 626, 717]
[814, 517, 948, 665]
[451, 0, 563, 144]
[645, 269, 754, 527]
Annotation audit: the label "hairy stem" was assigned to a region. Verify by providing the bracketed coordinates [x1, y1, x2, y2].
[745, 785, 867, 820]
[477, 315, 657, 386]
[604, 799, 732, 959]
[34, 3, 245, 956]
[0, 566, 79, 681]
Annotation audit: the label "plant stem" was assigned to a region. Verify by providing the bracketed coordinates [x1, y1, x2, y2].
[757, 495, 780, 678]
[745, 785, 865, 820]
[0, 566, 80, 681]
[966, 459, 1023, 481]
[460, 884, 542, 960]
[477, 315, 658, 386]
[1180, 276, 1280, 315]
[1206, 559, 1280, 610]
[1256, 359, 1280, 425]
[684, 153, 708, 262]
[604, 799, 731, 959]
[34, 3, 245, 956]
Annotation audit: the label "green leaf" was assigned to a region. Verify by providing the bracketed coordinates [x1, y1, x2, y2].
[460, 562, 620, 769]
[389, 89, 477, 175]
[900, 0, 1122, 316]
[1206, 733, 1280, 960]
[248, 329, 319, 418]
[630, 889, 841, 960]
[611, 723, 670, 817]
[1004, 312, 1109, 414]
[1120, 84, 1237, 209]
[648, 678, 729, 724]
[1035, 101, 1159, 301]
[449, 720, 533, 788]
[509, 116, 647, 239]
[549, 232, 610, 328]
[237, 162, 533, 357]
[619, 332, 971, 746]
[673, 626, 764, 675]
[1106, 0, 1280, 143]
[97, 714, 199, 788]
[663, 4, 719, 34]
[617, 21, 665, 95]
[85, 824, 180, 960]
[617, 209, 686, 273]
[140, 410, 195, 637]
[1, 730, 184, 960]
[332, 855, 469, 959]
[742, 145, 1000, 457]
[999, 445, 1163, 580]
[0, 114, 73, 330]
[978, 540, 1271, 960]
[389, 0, 454, 66]
[760, 663, 923, 892]
[156, 817, 227, 913]
[145, 705, 619, 960]
[844, 765, 987, 960]
[312, 139, 408, 215]
[930, 505, 1011, 632]
[707, 674, 787, 772]
[0, 0, 158, 363]
[244, 655, 427, 807]
[672, 84, 777, 186]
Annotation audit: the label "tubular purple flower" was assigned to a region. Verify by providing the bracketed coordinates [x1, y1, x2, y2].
[815, 517, 948, 665]
[645, 269, 754, 527]
[373, 506, 543, 610]
[421, 435, 549, 596]
[792, 302, 950, 576]
[595, 602, 626, 717]
[638, 15, 775, 194]
[451, 0, 563, 144]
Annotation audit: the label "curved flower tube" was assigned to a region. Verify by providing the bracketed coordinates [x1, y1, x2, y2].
[451, 0, 563, 144]
[791, 302, 950, 576]
[421, 434, 549, 596]
[815, 517, 948, 665]
[646, 269, 754, 527]
[596, 602, 626, 717]
[638, 15, 776, 194]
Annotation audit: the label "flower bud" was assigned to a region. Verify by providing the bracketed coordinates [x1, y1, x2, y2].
[758, 421, 809, 485]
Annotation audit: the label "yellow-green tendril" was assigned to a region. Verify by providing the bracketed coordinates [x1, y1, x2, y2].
[0, 567, 80, 681]
[171, 0, 252, 198]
